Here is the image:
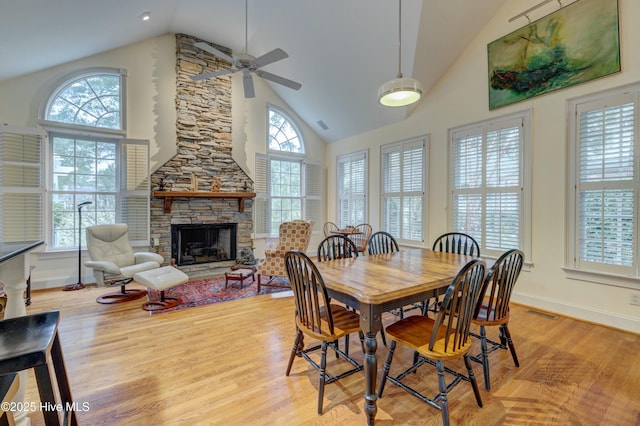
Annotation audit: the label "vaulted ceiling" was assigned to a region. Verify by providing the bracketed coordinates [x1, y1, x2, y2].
[0, 0, 506, 143]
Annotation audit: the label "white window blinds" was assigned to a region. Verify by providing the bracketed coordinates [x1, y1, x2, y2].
[337, 150, 367, 228]
[575, 94, 636, 272]
[382, 138, 426, 244]
[450, 114, 527, 257]
[121, 140, 150, 244]
[0, 126, 45, 242]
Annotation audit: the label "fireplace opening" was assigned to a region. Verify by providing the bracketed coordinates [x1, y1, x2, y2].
[171, 223, 237, 266]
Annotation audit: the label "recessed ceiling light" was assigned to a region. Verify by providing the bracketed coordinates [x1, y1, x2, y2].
[140, 12, 151, 22]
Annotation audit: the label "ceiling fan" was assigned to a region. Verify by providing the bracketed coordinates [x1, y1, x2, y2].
[191, 0, 301, 98]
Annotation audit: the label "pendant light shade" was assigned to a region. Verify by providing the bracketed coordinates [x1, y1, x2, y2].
[378, 0, 422, 108]
[378, 76, 422, 107]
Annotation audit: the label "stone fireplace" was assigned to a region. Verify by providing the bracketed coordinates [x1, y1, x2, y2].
[149, 34, 254, 278]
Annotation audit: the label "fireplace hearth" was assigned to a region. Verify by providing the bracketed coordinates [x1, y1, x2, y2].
[171, 223, 237, 266]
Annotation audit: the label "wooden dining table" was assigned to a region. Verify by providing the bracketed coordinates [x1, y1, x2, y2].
[314, 248, 483, 425]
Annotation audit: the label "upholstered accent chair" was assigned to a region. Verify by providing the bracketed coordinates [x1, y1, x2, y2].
[85, 224, 164, 304]
[256, 220, 313, 293]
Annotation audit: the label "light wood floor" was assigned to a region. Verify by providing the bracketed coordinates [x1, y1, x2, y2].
[12, 282, 640, 425]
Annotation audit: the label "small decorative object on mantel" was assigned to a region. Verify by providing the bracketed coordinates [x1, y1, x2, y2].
[158, 178, 165, 191]
[191, 173, 198, 192]
[211, 177, 221, 192]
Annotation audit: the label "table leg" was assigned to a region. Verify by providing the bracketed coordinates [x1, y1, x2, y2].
[359, 303, 381, 425]
[0, 255, 29, 426]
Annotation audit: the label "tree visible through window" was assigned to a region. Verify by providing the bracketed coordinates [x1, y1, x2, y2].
[41, 69, 149, 250]
[255, 105, 320, 237]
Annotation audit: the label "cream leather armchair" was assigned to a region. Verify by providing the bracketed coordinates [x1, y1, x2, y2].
[85, 224, 164, 304]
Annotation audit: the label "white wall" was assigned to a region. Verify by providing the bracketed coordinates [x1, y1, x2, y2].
[0, 32, 326, 289]
[326, 0, 640, 333]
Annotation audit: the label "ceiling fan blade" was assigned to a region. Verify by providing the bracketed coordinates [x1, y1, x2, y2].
[255, 70, 302, 90]
[194, 42, 239, 67]
[191, 69, 237, 81]
[251, 48, 288, 69]
[242, 71, 255, 98]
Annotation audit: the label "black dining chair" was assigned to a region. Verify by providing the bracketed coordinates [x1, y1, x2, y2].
[377, 258, 486, 426]
[284, 250, 364, 415]
[426, 232, 481, 315]
[470, 249, 524, 390]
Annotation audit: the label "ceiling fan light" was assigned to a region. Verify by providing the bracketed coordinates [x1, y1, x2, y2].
[378, 77, 422, 107]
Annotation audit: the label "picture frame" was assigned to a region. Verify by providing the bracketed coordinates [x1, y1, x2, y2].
[488, 0, 620, 110]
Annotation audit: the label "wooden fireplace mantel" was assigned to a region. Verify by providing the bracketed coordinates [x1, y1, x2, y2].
[153, 191, 256, 213]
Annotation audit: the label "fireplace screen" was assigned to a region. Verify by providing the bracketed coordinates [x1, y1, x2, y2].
[171, 223, 237, 266]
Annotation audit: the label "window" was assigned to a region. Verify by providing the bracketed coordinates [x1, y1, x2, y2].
[254, 105, 321, 237]
[337, 151, 368, 228]
[0, 126, 45, 243]
[39, 68, 149, 250]
[381, 137, 427, 245]
[449, 111, 531, 258]
[567, 83, 640, 283]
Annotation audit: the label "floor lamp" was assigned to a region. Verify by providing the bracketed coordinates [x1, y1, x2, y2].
[64, 201, 92, 291]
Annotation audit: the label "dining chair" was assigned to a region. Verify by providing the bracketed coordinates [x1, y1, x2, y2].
[426, 231, 481, 315]
[322, 221, 340, 237]
[432, 232, 481, 257]
[317, 235, 358, 262]
[377, 259, 486, 426]
[316, 234, 359, 355]
[470, 249, 524, 390]
[367, 231, 400, 255]
[284, 250, 364, 415]
[350, 223, 372, 254]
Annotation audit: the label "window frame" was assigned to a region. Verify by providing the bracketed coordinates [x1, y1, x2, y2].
[565, 82, 640, 289]
[380, 136, 428, 246]
[336, 150, 369, 229]
[254, 104, 320, 238]
[36, 68, 149, 251]
[448, 110, 532, 259]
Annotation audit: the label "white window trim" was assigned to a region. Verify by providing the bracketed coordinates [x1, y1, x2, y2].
[448, 109, 532, 259]
[336, 149, 369, 229]
[380, 136, 428, 246]
[565, 81, 640, 289]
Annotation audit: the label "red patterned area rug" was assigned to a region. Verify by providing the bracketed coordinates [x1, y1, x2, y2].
[146, 276, 291, 314]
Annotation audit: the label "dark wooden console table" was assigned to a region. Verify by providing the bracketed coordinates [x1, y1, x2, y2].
[153, 191, 256, 213]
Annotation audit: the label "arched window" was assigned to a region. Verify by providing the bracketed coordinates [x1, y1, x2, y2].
[255, 105, 320, 236]
[268, 106, 304, 154]
[39, 69, 149, 250]
[45, 69, 125, 130]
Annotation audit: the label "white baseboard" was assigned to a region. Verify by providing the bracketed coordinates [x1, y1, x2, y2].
[512, 291, 640, 334]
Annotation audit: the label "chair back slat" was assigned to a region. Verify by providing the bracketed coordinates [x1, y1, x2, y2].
[430, 259, 486, 353]
[475, 249, 524, 322]
[317, 235, 358, 262]
[432, 232, 481, 257]
[367, 231, 400, 255]
[285, 250, 334, 336]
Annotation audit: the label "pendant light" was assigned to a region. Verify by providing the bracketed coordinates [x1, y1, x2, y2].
[378, 0, 423, 107]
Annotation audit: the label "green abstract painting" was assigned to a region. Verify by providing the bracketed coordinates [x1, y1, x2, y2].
[488, 0, 620, 110]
